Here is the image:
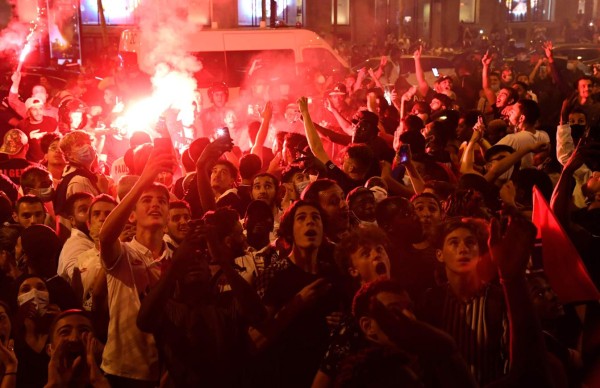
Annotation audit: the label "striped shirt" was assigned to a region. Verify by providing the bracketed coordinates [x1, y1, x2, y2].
[420, 283, 509, 386]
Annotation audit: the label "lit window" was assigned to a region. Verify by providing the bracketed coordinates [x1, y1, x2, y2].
[332, 0, 350, 25]
[506, 0, 553, 22]
[80, 0, 141, 25]
[459, 0, 476, 23]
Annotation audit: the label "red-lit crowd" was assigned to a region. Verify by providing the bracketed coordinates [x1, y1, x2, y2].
[0, 38, 599, 388]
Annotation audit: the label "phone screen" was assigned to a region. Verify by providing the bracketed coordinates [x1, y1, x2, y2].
[398, 144, 410, 163]
[432, 68, 439, 77]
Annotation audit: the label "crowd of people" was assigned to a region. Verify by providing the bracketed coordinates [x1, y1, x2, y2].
[0, 31, 598, 388]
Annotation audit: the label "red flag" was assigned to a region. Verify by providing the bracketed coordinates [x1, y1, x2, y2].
[531, 186, 600, 303]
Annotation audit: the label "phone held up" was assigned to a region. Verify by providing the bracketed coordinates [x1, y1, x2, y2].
[397, 144, 411, 164]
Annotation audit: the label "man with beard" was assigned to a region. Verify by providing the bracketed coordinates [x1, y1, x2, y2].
[164, 200, 191, 250]
[17, 97, 59, 162]
[302, 179, 351, 243]
[137, 218, 265, 387]
[243, 200, 275, 251]
[57, 192, 94, 282]
[346, 187, 377, 226]
[251, 173, 280, 229]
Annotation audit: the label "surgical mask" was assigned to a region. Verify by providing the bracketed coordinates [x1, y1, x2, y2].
[73, 144, 96, 165]
[26, 187, 54, 202]
[295, 180, 310, 195]
[369, 186, 388, 203]
[17, 289, 49, 316]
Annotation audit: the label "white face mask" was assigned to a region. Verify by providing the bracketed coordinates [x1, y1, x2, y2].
[295, 180, 310, 196]
[369, 186, 388, 203]
[18, 288, 49, 316]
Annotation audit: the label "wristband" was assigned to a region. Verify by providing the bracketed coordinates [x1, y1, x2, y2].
[3, 372, 17, 376]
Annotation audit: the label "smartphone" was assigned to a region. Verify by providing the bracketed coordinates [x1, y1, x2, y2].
[397, 144, 411, 163]
[216, 127, 231, 140]
[154, 137, 172, 153]
[432, 67, 439, 77]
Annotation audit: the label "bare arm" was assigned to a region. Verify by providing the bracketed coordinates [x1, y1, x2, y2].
[99, 152, 176, 269]
[485, 142, 549, 183]
[324, 98, 353, 135]
[529, 58, 544, 84]
[250, 101, 273, 162]
[300, 97, 331, 165]
[195, 141, 231, 213]
[460, 120, 486, 176]
[413, 46, 430, 97]
[481, 51, 496, 109]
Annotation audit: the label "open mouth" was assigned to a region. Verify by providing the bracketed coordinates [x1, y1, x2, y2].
[305, 230, 318, 237]
[148, 211, 162, 217]
[375, 262, 387, 275]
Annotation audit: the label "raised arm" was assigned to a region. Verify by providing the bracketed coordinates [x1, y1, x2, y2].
[481, 51, 496, 109]
[8, 71, 27, 119]
[251, 101, 273, 162]
[550, 145, 586, 227]
[324, 98, 353, 135]
[529, 58, 544, 84]
[487, 216, 553, 387]
[99, 151, 176, 269]
[195, 140, 232, 213]
[484, 142, 550, 183]
[460, 120, 486, 176]
[300, 96, 331, 165]
[413, 46, 430, 97]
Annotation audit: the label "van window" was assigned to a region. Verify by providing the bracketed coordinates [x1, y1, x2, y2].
[399, 58, 416, 73]
[303, 48, 346, 76]
[191, 52, 227, 88]
[225, 49, 295, 87]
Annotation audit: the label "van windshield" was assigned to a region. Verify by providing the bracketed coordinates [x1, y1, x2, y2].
[302, 48, 347, 76]
[191, 49, 295, 88]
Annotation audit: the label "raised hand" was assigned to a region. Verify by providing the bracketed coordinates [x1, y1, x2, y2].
[413, 45, 422, 60]
[482, 50, 492, 67]
[542, 41, 554, 59]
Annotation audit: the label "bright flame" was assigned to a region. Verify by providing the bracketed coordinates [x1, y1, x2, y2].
[19, 42, 32, 63]
[112, 98, 162, 137]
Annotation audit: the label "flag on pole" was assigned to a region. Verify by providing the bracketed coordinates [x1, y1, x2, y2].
[531, 186, 600, 303]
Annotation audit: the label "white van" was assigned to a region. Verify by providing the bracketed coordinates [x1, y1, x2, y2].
[119, 27, 349, 106]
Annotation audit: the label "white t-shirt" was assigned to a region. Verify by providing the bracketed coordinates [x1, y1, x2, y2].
[497, 129, 550, 169]
[57, 228, 95, 281]
[101, 238, 172, 381]
[75, 247, 101, 311]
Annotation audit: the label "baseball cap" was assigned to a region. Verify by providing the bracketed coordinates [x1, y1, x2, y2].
[435, 75, 453, 84]
[329, 83, 347, 96]
[25, 97, 44, 111]
[0, 129, 28, 155]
